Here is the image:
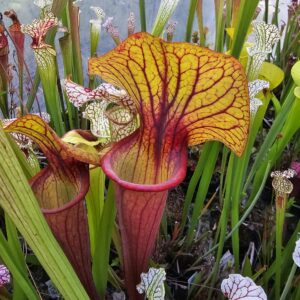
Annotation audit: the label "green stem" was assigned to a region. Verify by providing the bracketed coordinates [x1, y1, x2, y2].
[230, 153, 244, 271]
[272, 0, 279, 27]
[207, 154, 234, 299]
[275, 195, 287, 300]
[139, 0, 147, 31]
[225, 0, 232, 49]
[260, 219, 300, 286]
[69, 1, 84, 85]
[92, 182, 116, 299]
[25, 71, 40, 112]
[185, 0, 198, 42]
[214, 0, 225, 51]
[196, 0, 205, 46]
[243, 85, 296, 193]
[188, 162, 270, 269]
[280, 263, 297, 300]
[228, 92, 270, 270]
[59, 34, 79, 129]
[264, 0, 269, 23]
[231, 0, 259, 58]
[35, 50, 65, 136]
[180, 142, 210, 231]
[185, 142, 221, 246]
[86, 167, 105, 255]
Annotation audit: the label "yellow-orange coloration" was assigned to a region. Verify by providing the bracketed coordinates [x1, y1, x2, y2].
[89, 32, 249, 186]
[5, 115, 102, 168]
[4, 32, 250, 300]
[89, 32, 249, 153]
[89, 33, 250, 299]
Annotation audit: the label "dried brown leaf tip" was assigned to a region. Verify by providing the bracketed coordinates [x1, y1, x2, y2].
[4, 10, 21, 29]
[0, 20, 9, 90]
[4, 10, 24, 68]
[271, 168, 297, 197]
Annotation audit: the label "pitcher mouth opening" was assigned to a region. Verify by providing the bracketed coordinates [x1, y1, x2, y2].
[101, 132, 188, 192]
[30, 164, 90, 214]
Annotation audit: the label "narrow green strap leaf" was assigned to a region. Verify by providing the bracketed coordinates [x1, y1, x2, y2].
[214, 0, 225, 51]
[231, 0, 260, 58]
[86, 167, 105, 255]
[59, 34, 79, 129]
[185, 0, 198, 42]
[243, 85, 296, 193]
[185, 142, 221, 246]
[139, 0, 147, 31]
[180, 142, 212, 231]
[69, 3, 84, 85]
[92, 182, 116, 298]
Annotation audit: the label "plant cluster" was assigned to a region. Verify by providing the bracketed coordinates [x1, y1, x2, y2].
[0, 0, 300, 300]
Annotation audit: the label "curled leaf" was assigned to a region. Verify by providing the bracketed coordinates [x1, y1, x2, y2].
[64, 79, 138, 142]
[221, 274, 267, 300]
[90, 6, 105, 20]
[62, 130, 102, 147]
[136, 268, 166, 300]
[4, 115, 100, 166]
[83, 101, 110, 138]
[64, 78, 135, 111]
[259, 62, 284, 90]
[21, 12, 58, 49]
[83, 101, 137, 142]
[107, 106, 137, 142]
[90, 6, 105, 32]
[247, 21, 280, 80]
[248, 79, 269, 117]
[294, 87, 300, 98]
[3, 112, 50, 149]
[248, 21, 280, 55]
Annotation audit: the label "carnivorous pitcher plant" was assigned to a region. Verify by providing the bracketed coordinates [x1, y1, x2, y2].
[5, 32, 250, 299]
